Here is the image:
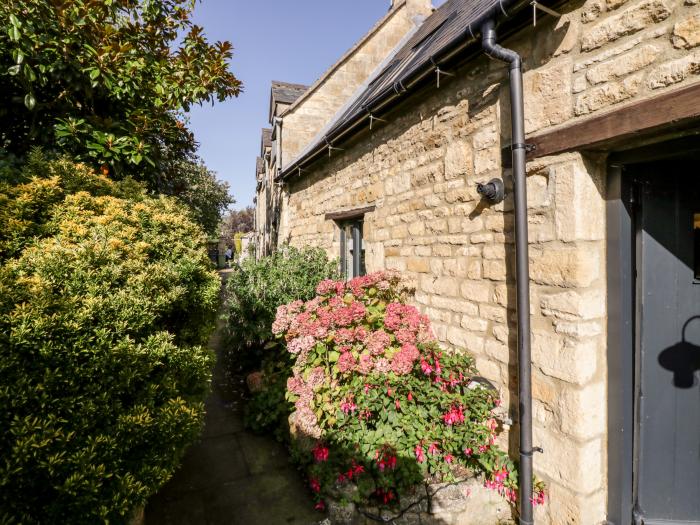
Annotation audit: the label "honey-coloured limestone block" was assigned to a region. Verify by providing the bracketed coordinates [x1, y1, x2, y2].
[672, 11, 700, 48]
[585, 43, 660, 84]
[581, 0, 674, 51]
[529, 245, 600, 288]
[647, 50, 700, 87]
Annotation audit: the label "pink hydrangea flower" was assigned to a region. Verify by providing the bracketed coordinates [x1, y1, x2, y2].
[374, 357, 391, 374]
[337, 351, 357, 373]
[287, 335, 315, 355]
[366, 330, 391, 355]
[390, 343, 420, 375]
[357, 352, 374, 374]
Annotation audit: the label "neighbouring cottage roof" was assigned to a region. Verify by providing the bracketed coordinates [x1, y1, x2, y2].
[269, 81, 308, 122]
[271, 81, 309, 105]
[280, 0, 533, 178]
[260, 128, 272, 155]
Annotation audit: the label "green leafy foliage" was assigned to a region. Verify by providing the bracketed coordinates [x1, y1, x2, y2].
[160, 156, 234, 236]
[0, 157, 220, 523]
[223, 246, 339, 359]
[223, 247, 338, 438]
[0, 0, 241, 184]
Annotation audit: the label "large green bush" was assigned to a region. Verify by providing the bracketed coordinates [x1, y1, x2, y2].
[0, 157, 219, 523]
[223, 246, 338, 435]
[224, 246, 338, 354]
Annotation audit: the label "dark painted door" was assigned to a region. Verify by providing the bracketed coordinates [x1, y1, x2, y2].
[635, 161, 700, 524]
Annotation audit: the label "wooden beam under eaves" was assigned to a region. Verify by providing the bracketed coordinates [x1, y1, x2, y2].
[501, 82, 700, 165]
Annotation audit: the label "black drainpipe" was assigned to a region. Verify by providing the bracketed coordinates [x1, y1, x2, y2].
[481, 18, 534, 525]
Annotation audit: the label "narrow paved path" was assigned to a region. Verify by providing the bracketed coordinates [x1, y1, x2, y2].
[145, 271, 322, 525]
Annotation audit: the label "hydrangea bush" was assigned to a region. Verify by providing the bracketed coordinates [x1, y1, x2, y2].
[273, 271, 545, 511]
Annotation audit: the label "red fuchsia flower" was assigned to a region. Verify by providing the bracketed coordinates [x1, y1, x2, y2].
[337, 351, 357, 373]
[487, 418, 498, 431]
[478, 444, 490, 453]
[427, 442, 439, 455]
[493, 467, 508, 483]
[443, 405, 465, 426]
[312, 443, 329, 463]
[363, 383, 372, 394]
[395, 399, 401, 410]
[415, 445, 426, 463]
[464, 447, 473, 456]
[444, 454, 454, 464]
[420, 359, 433, 376]
[337, 472, 347, 483]
[532, 490, 546, 506]
[309, 477, 321, 493]
[374, 488, 396, 504]
[505, 488, 517, 503]
[314, 500, 326, 511]
[407, 391, 413, 401]
[340, 398, 358, 414]
[352, 463, 365, 476]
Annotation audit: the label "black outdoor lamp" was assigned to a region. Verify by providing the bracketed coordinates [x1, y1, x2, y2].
[476, 178, 505, 204]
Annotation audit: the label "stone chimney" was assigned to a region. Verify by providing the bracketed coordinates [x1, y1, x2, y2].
[406, 0, 433, 17]
[391, 0, 433, 17]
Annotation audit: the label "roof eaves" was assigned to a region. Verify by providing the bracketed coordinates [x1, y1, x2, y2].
[280, 0, 536, 180]
[279, 0, 410, 118]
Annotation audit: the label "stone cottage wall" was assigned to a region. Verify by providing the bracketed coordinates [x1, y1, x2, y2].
[277, 0, 700, 522]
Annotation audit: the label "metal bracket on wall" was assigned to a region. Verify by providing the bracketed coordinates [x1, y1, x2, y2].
[531, 0, 561, 26]
[435, 66, 455, 88]
[368, 113, 386, 130]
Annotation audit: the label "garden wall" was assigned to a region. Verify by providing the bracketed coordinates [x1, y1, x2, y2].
[277, 0, 700, 522]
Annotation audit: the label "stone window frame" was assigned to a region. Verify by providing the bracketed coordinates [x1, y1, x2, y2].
[325, 206, 375, 280]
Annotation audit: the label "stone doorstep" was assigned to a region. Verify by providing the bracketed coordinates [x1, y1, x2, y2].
[326, 477, 514, 525]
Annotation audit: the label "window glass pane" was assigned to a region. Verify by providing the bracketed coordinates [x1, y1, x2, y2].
[343, 223, 353, 280]
[694, 213, 700, 280]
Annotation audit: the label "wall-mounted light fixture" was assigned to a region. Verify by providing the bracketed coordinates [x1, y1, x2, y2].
[476, 178, 505, 204]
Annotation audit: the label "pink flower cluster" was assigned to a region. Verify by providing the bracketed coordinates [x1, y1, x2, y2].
[374, 446, 398, 472]
[287, 367, 325, 439]
[485, 466, 518, 503]
[312, 443, 329, 463]
[443, 405, 465, 425]
[273, 271, 438, 378]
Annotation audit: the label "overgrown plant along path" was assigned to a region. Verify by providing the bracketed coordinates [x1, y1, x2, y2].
[146, 270, 322, 525]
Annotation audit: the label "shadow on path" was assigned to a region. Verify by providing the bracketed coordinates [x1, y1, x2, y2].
[145, 270, 322, 525]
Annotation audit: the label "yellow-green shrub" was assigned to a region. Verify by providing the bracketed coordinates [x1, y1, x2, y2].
[0, 157, 219, 523]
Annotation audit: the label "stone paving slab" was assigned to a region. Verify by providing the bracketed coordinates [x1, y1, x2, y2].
[145, 271, 322, 525]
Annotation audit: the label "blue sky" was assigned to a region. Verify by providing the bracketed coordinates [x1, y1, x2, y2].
[186, 1, 396, 210]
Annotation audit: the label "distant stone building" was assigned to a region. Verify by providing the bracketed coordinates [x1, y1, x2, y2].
[255, 82, 308, 257]
[255, 0, 700, 523]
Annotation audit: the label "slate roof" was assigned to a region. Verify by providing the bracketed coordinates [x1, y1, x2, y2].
[280, 0, 531, 178]
[260, 128, 272, 149]
[271, 81, 309, 105]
